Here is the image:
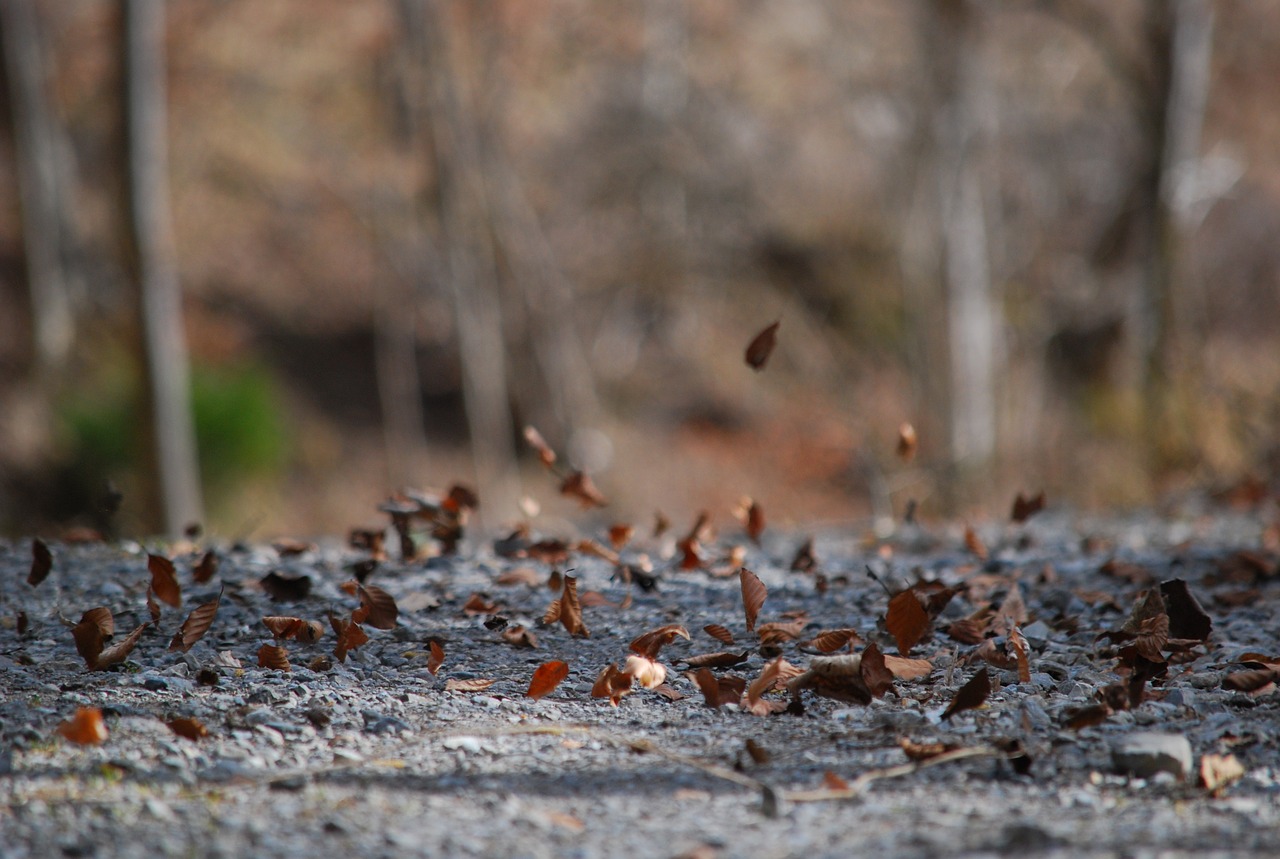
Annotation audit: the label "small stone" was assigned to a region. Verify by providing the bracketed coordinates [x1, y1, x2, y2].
[1111, 732, 1193, 780]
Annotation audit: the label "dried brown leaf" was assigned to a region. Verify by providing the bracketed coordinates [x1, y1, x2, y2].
[526, 660, 570, 700]
[623, 654, 668, 689]
[445, 677, 497, 692]
[859, 642, 895, 698]
[358, 584, 399, 630]
[745, 320, 780, 370]
[192, 550, 219, 584]
[591, 663, 634, 706]
[899, 738, 961, 762]
[743, 658, 789, 715]
[263, 616, 304, 639]
[690, 669, 746, 708]
[885, 588, 930, 656]
[462, 593, 500, 616]
[57, 707, 107, 745]
[167, 717, 209, 741]
[629, 624, 690, 660]
[427, 640, 445, 675]
[740, 568, 766, 633]
[757, 618, 809, 646]
[148, 553, 181, 607]
[941, 667, 991, 720]
[28, 538, 52, 587]
[963, 526, 989, 562]
[883, 654, 933, 680]
[1010, 491, 1046, 523]
[703, 624, 735, 645]
[680, 650, 752, 669]
[1200, 754, 1245, 794]
[804, 628, 862, 654]
[258, 643, 291, 671]
[1009, 625, 1031, 683]
[560, 471, 608, 509]
[93, 622, 147, 670]
[559, 576, 589, 637]
[168, 588, 222, 652]
[607, 524, 634, 550]
[502, 625, 539, 649]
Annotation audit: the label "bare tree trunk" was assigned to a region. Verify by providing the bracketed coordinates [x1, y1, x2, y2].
[399, 0, 520, 526]
[1, 0, 75, 370]
[121, 0, 202, 536]
[1140, 0, 1214, 466]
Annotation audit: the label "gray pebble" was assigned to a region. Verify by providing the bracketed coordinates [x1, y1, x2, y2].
[1111, 732, 1193, 780]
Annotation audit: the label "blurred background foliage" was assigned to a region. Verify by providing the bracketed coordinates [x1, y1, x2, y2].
[0, 0, 1277, 539]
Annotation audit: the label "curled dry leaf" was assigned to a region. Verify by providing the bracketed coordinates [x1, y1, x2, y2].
[148, 553, 181, 608]
[896, 422, 918, 463]
[427, 640, 445, 675]
[680, 650, 752, 669]
[167, 717, 209, 741]
[1009, 624, 1032, 683]
[296, 620, 325, 644]
[883, 654, 934, 681]
[81, 606, 116, 638]
[192, 550, 219, 584]
[744, 320, 780, 370]
[740, 568, 766, 633]
[858, 643, 895, 698]
[757, 618, 809, 646]
[629, 624, 690, 660]
[263, 616, 305, 639]
[445, 677, 497, 692]
[358, 584, 399, 630]
[501, 625, 539, 649]
[735, 498, 765, 543]
[523, 424, 558, 468]
[804, 628, 862, 654]
[28, 537, 53, 586]
[941, 667, 992, 720]
[690, 669, 746, 708]
[560, 471, 607, 509]
[330, 612, 370, 662]
[558, 576, 589, 637]
[885, 588, 930, 656]
[258, 643, 291, 671]
[790, 537, 818, 574]
[57, 707, 108, 745]
[526, 660, 570, 700]
[94, 622, 148, 671]
[146, 587, 161, 623]
[592, 663, 634, 706]
[703, 624, 735, 645]
[623, 654, 667, 689]
[743, 658, 790, 716]
[168, 587, 222, 652]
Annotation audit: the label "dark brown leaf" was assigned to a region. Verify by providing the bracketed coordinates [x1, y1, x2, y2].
[72, 616, 107, 669]
[427, 640, 445, 675]
[941, 667, 991, 720]
[740, 568, 766, 633]
[146, 587, 161, 623]
[297, 620, 325, 644]
[257, 643, 291, 671]
[690, 668, 746, 708]
[262, 616, 304, 639]
[629, 624, 690, 660]
[739, 498, 765, 543]
[192, 550, 219, 584]
[679, 650, 752, 669]
[703, 624, 735, 645]
[558, 575, 589, 637]
[168, 588, 222, 652]
[462, 593, 500, 615]
[790, 537, 818, 574]
[501, 625, 539, 649]
[591, 663, 634, 706]
[1222, 668, 1279, 694]
[859, 642, 895, 698]
[329, 612, 369, 662]
[526, 660, 570, 700]
[786, 654, 872, 704]
[260, 571, 312, 601]
[358, 584, 399, 630]
[885, 588, 930, 656]
[744, 320, 780, 370]
[95, 622, 148, 670]
[1011, 491, 1046, 523]
[1160, 578, 1212, 642]
[804, 628, 863, 653]
[167, 717, 209, 741]
[28, 538, 52, 587]
[607, 524, 634, 550]
[560, 471, 607, 509]
[963, 526, 989, 562]
[148, 553, 181, 608]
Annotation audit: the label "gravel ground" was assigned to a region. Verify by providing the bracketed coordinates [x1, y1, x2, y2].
[3, 500, 1280, 858]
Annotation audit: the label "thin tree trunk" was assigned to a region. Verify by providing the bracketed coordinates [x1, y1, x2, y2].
[400, 0, 519, 525]
[122, 0, 202, 536]
[1, 0, 74, 370]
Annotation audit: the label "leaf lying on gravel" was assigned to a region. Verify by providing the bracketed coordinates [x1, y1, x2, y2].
[358, 584, 399, 629]
[427, 640, 445, 675]
[527, 660, 570, 699]
[258, 643, 291, 671]
[786, 645, 896, 705]
[73, 610, 147, 671]
[690, 669, 746, 708]
[883, 654, 933, 680]
[757, 618, 809, 645]
[167, 717, 210, 741]
[1200, 754, 1245, 795]
[679, 650, 752, 669]
[803, 628, 862, 653]
[463, 593, 499, 615]
[743, 658, 791, 715]
[592, 663, 634, 706]
[169, 588, 222, 652]
[445, 677, 496, 692]
[501, 625, 539, 649]
[56, 707, 108, 745]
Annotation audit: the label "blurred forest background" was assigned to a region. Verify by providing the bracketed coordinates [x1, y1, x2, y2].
[1, 0, 1277, 540]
